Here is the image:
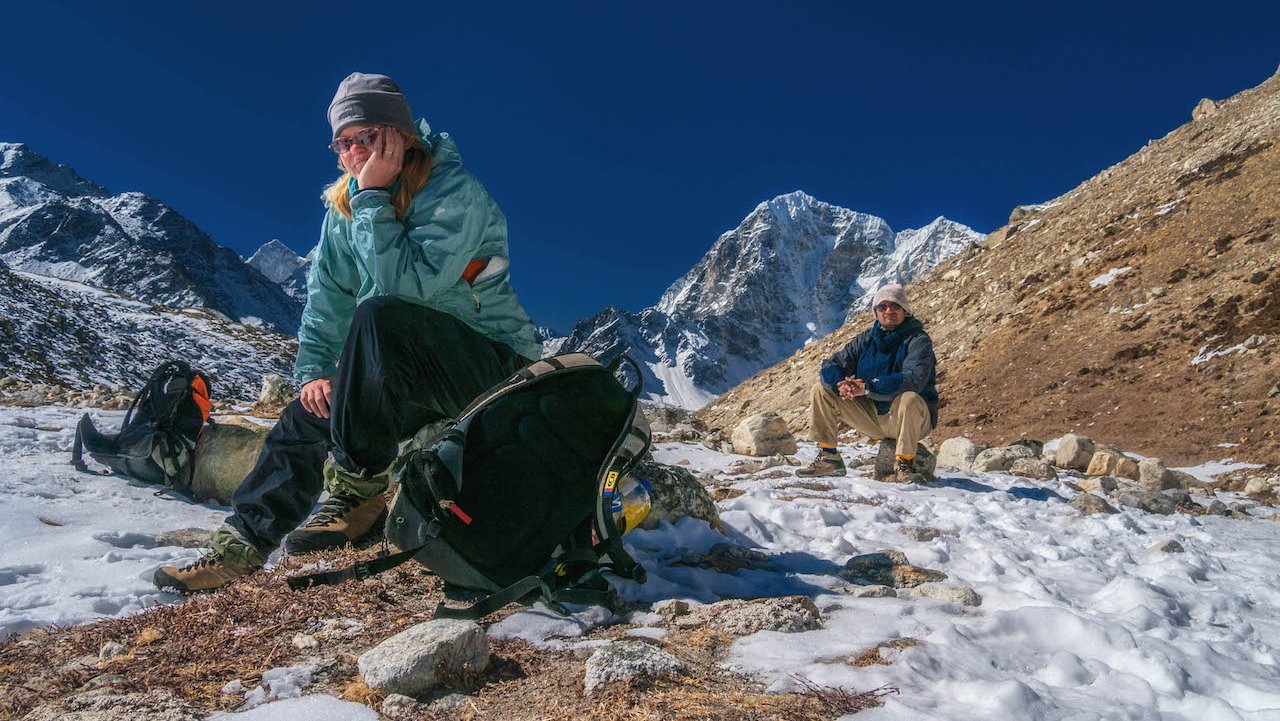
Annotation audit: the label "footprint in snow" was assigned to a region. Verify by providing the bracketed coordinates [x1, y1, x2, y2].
[92, 531, 157, 549]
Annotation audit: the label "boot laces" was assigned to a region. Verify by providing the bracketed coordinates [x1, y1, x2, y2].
[183, 551, 226, 571]
[310, 493, 363, 525]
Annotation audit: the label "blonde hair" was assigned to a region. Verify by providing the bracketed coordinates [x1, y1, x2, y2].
[323, 127, 432, 220]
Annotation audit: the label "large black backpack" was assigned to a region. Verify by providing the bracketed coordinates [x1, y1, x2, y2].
[289, 353, 652, 619]
[71, 360, 213, 493]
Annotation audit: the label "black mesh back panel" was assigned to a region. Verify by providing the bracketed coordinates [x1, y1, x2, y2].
[445, 371, 630, 585]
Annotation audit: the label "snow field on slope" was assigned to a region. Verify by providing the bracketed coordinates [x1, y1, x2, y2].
[495, 441, 1280, 721]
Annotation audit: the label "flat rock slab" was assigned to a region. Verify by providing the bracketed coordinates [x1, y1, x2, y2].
[684, 596, 822, 635]
[840, 550, 948, 588]
[357, 619, 488, 697]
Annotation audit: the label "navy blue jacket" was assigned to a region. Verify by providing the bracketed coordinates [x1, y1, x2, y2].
[819, 316, 939, 427]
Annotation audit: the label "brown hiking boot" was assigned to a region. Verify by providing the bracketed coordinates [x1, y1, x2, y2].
[153, 532, 263, 594]
[284, 490, 388, 554]
[797, 453, 847, 477]
[884, 457, 927, 484]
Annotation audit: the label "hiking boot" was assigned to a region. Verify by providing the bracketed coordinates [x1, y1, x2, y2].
[884, 457, 927, 484]
[797, 453, 847, 477]
[153, 530, 264, 594]
[283, 490, 388, 554]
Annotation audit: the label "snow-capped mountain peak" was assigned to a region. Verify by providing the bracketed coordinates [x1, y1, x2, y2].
[555, 192, 984, 409]
[0, 143, 109, 198]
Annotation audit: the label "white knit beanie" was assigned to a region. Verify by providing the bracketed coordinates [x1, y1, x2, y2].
[871, 284, 912, 315]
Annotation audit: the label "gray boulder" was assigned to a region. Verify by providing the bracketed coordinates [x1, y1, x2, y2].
[1115, 490, 1177, 515]
[937, 437, 988, 471]
[1070, 493, 1118, 515]
[1010, 458, 1058, 480]
[357, 619, 488, 697]
[632, 459, 722, 532]
[731, 412, 797, 456]
[972, 444, 1035, 473]
[1055, 433, 1096, 471]
[1138, 460, 1181, 491]
[841, 550, 947, 588]
[584, 641, 686, 695]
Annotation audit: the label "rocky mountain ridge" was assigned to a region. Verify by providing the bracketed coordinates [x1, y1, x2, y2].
[554, 192, 983, 408]
[698, 69, 1280, 465]
[0, 143, 302, 332]
[0, 258, 296, 400]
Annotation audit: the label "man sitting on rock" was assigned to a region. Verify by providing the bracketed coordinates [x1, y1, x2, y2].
[798, 284, 938, 482]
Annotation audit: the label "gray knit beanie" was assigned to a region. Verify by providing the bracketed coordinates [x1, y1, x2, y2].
[871, 284, 912, 315]
[327, 72, 415, 139]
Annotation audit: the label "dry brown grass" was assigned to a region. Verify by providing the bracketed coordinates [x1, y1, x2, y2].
[0, 548, 892, 720]
[846, 638, 921, 668]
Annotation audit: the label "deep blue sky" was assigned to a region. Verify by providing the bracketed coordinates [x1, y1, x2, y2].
[2, 2, 1276, 332]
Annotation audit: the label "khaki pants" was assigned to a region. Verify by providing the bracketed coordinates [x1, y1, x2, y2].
[810, 383, 932, 458]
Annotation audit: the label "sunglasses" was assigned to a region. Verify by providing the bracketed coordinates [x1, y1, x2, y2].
[874, 302, 903, 313]
[328, 127, 381, 154]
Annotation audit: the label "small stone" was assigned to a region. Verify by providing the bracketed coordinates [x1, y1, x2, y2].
[154, 528, 213, 549]
[900, 526, 942, 542]
[1070, 493, 1118, 516]
[676, 459, 690, 466]
[653, 599, 691, 619]
[291, 634, 319, 650]
[1082, 476, 1120, 495]
[1207, 499, 1230, 516]
[844, 584, 897, 599]
[98, 642, 128, 662]
[381, 694, 419, 719]
[426, 692, 472, 712]
[910, 585, 982, 607]
[584, 641, 687, 694]
[1150, 540, 1185, 553]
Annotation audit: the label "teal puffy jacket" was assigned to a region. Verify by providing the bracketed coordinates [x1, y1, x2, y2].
[294, 120, 541, 383]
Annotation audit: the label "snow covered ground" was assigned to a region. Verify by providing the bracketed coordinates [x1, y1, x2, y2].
[2, 404, 1278, 720]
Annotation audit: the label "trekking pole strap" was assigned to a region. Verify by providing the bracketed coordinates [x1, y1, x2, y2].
[284, 546, 421, 590]
[434, 575, 549, 620]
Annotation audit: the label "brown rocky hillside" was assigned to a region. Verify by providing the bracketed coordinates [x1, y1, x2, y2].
[699, 68, 1280, 466]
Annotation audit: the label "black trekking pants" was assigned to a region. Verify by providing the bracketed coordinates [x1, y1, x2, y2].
[225, 296, 530, 554]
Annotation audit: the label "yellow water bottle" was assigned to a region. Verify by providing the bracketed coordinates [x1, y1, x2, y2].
[611, 475, 652, 534]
